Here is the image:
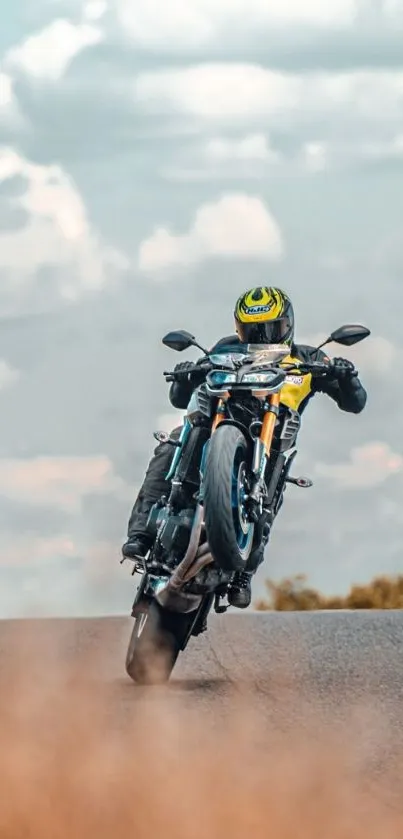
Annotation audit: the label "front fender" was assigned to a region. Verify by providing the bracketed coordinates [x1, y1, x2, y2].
[211, 418, 252, 443]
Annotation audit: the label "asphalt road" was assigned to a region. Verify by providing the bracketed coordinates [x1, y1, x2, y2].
[2, 611, 403, 834]
[0, 610, 402, 724]
[1, 610, 403, 819]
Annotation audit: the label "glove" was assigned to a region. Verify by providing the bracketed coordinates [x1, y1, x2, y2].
[173, 361, 195, 381]
[330, 357, 358, 380]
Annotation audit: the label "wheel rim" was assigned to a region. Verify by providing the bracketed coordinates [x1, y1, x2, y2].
[231, 448, 254, 559]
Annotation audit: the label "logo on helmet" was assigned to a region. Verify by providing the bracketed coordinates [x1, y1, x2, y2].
[246, 304, 271, 314]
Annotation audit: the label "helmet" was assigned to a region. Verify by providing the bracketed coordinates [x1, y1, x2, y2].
[234, 286, 294, 346]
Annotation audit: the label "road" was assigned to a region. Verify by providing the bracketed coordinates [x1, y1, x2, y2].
[0, 610, 402, 724]
[1, 611, 403, 836]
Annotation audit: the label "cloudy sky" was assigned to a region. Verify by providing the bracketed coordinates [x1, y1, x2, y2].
[0, 0, 402, 617]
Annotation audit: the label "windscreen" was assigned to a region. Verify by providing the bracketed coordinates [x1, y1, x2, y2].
[208, 343, 289, 369]
[248, 345, 290, 366]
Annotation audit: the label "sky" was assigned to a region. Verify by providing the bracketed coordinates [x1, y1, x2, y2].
[0, 0, 402, 617]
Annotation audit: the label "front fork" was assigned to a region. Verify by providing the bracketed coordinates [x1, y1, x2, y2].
[247, 392, 281, 518]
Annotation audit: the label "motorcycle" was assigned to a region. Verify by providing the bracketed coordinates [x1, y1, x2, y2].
[122, 322, 370, 684]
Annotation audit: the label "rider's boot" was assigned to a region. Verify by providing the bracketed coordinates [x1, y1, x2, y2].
[227, 518, 272, 608]
[227, 571, 253, 609]
[122, 535, 152, 560]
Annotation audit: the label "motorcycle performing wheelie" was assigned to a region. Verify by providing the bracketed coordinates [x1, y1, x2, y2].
[121, 322, 370, 685]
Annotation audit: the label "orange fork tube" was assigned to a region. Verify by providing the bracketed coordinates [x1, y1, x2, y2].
[211, 397, 227, 432]
[260, 392, 281, 455]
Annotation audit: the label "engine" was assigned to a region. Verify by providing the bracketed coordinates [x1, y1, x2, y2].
[146, 503, 195, 560]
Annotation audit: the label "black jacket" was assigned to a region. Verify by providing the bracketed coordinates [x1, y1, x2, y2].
[169, 334, 367, 415]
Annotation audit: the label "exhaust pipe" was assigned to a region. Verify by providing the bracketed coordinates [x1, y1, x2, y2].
[155, 505, 214, 610]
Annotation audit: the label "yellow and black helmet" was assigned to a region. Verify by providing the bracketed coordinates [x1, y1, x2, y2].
[234, 286, 294, 346]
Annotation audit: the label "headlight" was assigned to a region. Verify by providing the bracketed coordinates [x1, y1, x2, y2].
[241, 371, 278, 384]
[207, 371, 237, 387]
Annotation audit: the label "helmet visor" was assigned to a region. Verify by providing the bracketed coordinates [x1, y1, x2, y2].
[237, 316, 292, 345]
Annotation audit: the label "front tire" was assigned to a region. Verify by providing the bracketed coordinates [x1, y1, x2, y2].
[204, 425, 255, 573]
[125, 600, 193, 685]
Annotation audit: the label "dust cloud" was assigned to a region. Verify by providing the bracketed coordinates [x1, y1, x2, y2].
[0, 621, 402, 839]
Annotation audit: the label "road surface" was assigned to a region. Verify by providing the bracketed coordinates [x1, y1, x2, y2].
[0, 610, 402, 723]
[1, 611, 403, 835]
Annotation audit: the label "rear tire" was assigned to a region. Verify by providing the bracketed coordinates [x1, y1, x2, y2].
[204, 425, 255, 573]
[125, 600, 193, 685]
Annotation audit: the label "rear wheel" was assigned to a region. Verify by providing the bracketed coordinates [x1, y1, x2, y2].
[125, 599, 195, 685]
[204, 425, 255, 572]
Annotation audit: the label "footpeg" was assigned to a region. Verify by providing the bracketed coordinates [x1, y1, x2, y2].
[286, 475, 313, 488]
[153, 431, 181, 447]
[120, 554, 147, 576]
[214, 591, 228, 614]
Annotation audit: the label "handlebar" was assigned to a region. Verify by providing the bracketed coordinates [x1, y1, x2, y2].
[163, 358, 342, 383]
[282, 360, 332, 377]
[163, 361, 212, 382]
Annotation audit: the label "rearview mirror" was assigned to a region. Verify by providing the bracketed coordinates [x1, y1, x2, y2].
[162, 330, 196, 351]
[328, 324, 371, 347]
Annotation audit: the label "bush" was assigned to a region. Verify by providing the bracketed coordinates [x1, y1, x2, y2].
[255, 573, 403, 611]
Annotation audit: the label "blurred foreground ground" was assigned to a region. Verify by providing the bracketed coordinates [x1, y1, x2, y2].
[1, 612, 403, 838]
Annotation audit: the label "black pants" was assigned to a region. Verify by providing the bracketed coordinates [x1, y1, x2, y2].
[127, 427, 182, 539]
[127, 426, 274, 573]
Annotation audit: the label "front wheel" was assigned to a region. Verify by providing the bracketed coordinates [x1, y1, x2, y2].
[125, 600, 194, 685]
[204, 425, 255, 573]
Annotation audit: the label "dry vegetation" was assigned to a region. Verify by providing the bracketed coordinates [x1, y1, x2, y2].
[255, 573, 403, 611]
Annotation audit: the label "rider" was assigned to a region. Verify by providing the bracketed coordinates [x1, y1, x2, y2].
[121, 286, 367, 609]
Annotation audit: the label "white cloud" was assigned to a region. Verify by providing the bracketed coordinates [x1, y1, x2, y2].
[298, 134, 403, 171]
[0, 455, 131, 513]
[5, 19, 103, 81]
[0, 73, 23, 127]
[356, 134, 403, 160]
[83, 0, 108, 21]
[138, 193, 284, 273]
[0, 536, 124, 617]
[0, 361, 20, 391]
[0, 147, 128, 309]
[315, 442, 403, 489]
[116, 0, 214, 50]
[383, 0, 403, 19]
[156, 412, 185, 432]
[345, 335, 399, 375]
[134, 65, 403, 127]
[205, 134, 276, 162]
[301, 333, 398, 377]
[142, 65, 403, 176]
[0, 73, 14, 109]
[0, 536, 78, 568]
[162, 134, 281, 182]
[117, 0, 356, 51]
[302, 142, 328, 172]
[135, 64, 298, 119]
